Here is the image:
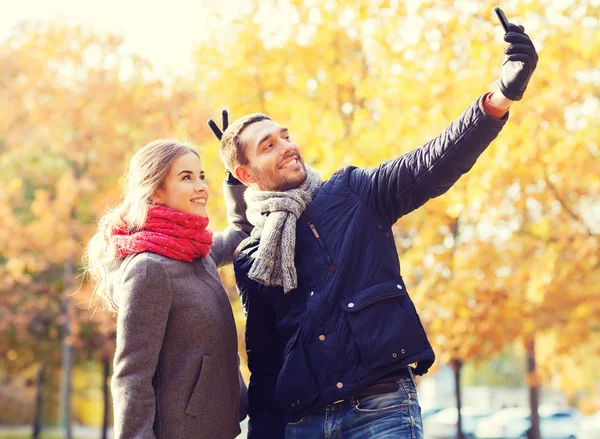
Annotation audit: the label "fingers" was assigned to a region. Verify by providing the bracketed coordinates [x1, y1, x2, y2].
[221, 109, 229, 131]
[503, 26, 538, 63]
[504, 32, 532, 45]
[208, 109, 230, 140]
[505, 43, 536, 56]
[505, 53, 534, 64]
[506, 23, 526, 34]
[208, 119, 223, 140]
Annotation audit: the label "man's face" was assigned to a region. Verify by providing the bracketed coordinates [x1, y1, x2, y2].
[237, 119, 307, 192]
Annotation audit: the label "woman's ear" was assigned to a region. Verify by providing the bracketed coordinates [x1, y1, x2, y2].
[150, 189, 164, 205]
[234, 165, 255, 184]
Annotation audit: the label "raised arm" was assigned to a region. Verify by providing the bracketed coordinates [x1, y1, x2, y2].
[349, 93, 507, 225]
[210, 177, 253, 267]
[349, 18, 537, 225]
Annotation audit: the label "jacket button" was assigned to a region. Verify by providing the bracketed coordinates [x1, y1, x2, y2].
[291, 403, 295, 407]
[378, 224, 382, 229]
[401, 349, 406, 354]
[310, 291, 314, 296]
[348, 302, 355, 308]
[392, 353, 397, 358]
[319, 335, 326, 341]
[386, 233, 390, 237]
[296, 400, 300, 404]
[336, 382, 344, 389]
[397, 284, 403, 290]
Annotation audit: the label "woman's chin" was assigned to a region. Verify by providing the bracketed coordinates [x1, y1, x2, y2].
[187, 205, 208, 217]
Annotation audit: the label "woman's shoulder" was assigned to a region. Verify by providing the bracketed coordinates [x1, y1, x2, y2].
[116, 252, 176, 302]
[120, 251, 175, 279]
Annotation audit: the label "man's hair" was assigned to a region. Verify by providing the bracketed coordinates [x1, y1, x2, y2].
[220, 113, 271, 172]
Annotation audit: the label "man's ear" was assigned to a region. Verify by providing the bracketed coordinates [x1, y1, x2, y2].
[234, 165, 255, 184]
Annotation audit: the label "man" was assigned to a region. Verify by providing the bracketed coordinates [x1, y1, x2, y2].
[210, 18, 537, 439]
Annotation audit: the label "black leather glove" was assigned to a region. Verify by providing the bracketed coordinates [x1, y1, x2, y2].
[496, 23, 538, 101]
[225, 170, 243, 185]
[208, 109, 244, 185]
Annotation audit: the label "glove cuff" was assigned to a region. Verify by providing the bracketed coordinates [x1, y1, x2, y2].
[225, 170, 244, 185]
[496, 79, 524, 101]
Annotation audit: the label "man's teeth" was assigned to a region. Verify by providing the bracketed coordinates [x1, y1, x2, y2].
[281, 158, 298, 169]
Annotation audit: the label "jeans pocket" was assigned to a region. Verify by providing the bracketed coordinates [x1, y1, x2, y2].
[353, 387, 410, 413]
[287, 416, 307, 426]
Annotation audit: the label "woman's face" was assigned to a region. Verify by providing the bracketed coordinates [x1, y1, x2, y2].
[153, 152, 210, 217]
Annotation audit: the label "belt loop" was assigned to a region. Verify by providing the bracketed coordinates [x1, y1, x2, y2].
[407, 365, 417, 388]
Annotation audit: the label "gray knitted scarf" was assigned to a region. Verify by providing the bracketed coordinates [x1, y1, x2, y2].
[244, 166, 322, 293]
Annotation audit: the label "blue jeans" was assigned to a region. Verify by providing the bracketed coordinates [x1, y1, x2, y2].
[285, 369, 423, 439]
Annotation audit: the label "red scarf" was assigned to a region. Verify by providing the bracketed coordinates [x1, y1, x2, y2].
[110, 206, 213, 262]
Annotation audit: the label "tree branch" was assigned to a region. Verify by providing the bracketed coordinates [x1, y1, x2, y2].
[543, 168, 595, 238]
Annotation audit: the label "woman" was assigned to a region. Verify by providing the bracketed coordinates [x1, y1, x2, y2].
[86, 138, 250, 438]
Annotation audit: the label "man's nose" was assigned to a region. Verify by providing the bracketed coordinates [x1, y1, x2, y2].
[280, 138, 296, 155]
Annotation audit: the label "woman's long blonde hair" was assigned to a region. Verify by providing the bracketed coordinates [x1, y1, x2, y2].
[85, 139, 199, 313]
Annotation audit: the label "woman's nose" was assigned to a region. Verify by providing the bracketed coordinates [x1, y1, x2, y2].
[194, 180, 207, 192]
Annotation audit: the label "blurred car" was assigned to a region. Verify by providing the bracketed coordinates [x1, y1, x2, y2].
[424, 406, 492, 439]
[580, 410, 600, 439]
[475, 406, 581, 439]
[421, 407, 445, 421]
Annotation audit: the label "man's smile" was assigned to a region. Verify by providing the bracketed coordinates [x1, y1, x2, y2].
[279, 157, 301, 169]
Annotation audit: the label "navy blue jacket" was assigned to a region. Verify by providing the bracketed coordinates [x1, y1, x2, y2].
[234, 95, 507, 438]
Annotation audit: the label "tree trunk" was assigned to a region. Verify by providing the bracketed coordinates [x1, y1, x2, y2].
[102, 357, 110, 439]
[32, 363, 45, 439]
[452, 359, 464, 439]
[59, 259, 73, 439]
[526, 336, 541, 439]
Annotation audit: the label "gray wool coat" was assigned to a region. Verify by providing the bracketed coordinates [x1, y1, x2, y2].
[104, 183, 251, 439]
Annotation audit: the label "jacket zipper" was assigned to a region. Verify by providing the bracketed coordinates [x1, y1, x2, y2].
[307, 220, 336, 273]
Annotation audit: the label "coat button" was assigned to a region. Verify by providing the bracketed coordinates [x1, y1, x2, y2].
[401, 349, 406, 354]
[392, 353, 397, 358]
[336, 382, 344, 389]
[378, 224, 382, 229]
[319, 335, 326, 341]
[348, 302, 355, 308]
[397, 284, 403, 290]
[310, 291, 314, 296]
[296, 400, 300, 404]
[386, 233, 390, 237]
[291, 403, 295, 407]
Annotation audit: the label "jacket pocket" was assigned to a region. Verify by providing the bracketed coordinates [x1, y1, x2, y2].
[185, 355, 231, 418]
[274, 324, 320, 413]
[340, 278, 428, 370]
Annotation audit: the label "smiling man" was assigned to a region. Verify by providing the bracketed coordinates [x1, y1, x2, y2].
[213, 18, 538, 439]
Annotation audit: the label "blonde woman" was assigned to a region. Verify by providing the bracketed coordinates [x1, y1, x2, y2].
[86, 134, 250, 438]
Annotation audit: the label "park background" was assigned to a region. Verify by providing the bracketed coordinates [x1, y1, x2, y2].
[0, 0, 598, 437]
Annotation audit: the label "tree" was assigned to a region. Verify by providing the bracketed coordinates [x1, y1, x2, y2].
[191, 0, 599, 431]
[0, 22, 215, 430]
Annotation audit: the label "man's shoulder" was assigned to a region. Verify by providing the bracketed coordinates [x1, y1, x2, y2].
[318, 166, 354, 191]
